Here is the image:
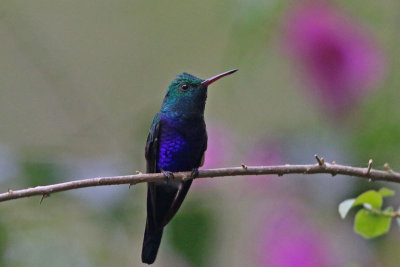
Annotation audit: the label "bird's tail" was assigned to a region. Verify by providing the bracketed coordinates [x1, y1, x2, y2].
[141, 222, 163, 264]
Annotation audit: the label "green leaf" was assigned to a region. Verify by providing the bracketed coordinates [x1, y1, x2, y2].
[378, 187, 395, 197]
[354, 209, 391, 239]
[352, 190, 382, 210]
[339, 199, 355, 219]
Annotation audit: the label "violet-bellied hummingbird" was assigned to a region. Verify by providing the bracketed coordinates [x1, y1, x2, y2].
[142, 69, 238, 264]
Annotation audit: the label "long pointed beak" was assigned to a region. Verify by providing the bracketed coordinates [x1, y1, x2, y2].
[201, 69, 238, 86]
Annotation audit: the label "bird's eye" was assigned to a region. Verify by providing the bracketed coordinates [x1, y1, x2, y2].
[179, 83, 190, 91]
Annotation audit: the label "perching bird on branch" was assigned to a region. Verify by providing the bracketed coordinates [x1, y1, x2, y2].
[142, 69, 238, 264]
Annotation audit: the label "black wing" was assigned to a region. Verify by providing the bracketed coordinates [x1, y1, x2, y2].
[145, 113, 161, 173]
[142, 113, 163, 264]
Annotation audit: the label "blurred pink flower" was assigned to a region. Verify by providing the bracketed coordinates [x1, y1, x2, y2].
[192, 123, 234, 190]
[256, 205, 334, 267]
[202, 124, 234, 169]
[284, 2, 385, 116]
[242, 140, 283, 193]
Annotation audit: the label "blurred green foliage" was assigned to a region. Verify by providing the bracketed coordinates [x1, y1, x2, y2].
[21, 161, 60, 187]
[1, 0, 400, 266]
[0, 221, 8, 265]
[169, 202, 215, 267]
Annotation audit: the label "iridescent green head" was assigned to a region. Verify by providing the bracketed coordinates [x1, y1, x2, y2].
[160, 69, 238, 116]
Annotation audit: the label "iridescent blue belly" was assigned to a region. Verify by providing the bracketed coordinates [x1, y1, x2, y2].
[157, 116, 206, 172]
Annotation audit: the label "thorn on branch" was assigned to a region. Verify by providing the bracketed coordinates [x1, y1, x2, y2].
[329, 161, 337, 176]
[366, 159, 373, 175]
[135, 170, 142, 175]
[314, 155, 325, 166]
[7, 189, 12, 194]
[241, 163, 248, 170]
[40, 193, 49, 204]
[384, 163, 393, 173]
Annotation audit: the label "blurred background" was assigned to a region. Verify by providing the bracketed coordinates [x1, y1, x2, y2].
[1, 0, 400, 266]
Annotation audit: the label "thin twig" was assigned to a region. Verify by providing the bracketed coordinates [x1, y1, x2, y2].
[2, 160, 400, 203]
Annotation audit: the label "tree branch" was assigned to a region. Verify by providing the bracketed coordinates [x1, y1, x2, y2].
[2, 157, 400, 203]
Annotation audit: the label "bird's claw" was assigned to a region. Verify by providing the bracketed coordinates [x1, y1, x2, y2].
[161, 169, 174, 182]
[190, 168, 199, 179]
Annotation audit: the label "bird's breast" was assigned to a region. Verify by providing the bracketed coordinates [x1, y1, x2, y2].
[157, 117, 206, 172]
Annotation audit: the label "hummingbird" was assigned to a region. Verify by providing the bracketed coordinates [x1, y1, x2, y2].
[141, 69, 238, 264]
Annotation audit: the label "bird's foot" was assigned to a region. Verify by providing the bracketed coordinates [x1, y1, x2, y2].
[160, 169, 174, 182]
[190, 168, 199, 179]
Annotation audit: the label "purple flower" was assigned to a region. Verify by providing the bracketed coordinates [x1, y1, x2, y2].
[256, 204, 335, 267]
[284, 2, 385, 116]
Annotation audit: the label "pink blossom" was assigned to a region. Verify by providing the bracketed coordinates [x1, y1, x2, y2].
[284, 2, 385, 116]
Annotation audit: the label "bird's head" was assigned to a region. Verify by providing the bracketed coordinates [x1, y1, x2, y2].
[161, 69, 238, 116]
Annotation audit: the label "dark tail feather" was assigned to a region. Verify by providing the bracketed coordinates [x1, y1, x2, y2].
[141, 222, 163, 264]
